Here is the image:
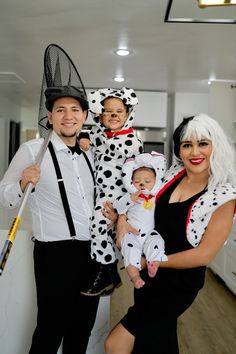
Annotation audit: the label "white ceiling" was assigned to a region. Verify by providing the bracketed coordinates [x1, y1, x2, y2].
[0, 0, 236, 108]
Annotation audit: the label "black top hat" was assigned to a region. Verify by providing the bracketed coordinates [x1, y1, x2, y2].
[44, 85, 89, 112]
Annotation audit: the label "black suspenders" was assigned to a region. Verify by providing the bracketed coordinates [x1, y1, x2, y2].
[48, 141, 94, 238]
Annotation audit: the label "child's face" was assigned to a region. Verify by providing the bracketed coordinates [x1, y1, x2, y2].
[132, 168, 156, 192]
[100, 97, 129, 132]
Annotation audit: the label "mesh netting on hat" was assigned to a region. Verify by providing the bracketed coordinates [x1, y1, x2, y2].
[38, 44, 87, 137]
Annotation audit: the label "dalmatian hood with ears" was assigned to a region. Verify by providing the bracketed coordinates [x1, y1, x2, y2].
[122, 152, 167, 196]
[88, 87, 138, 131]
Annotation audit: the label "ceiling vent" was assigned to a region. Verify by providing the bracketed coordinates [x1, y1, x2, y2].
[0, 72, 25, 84]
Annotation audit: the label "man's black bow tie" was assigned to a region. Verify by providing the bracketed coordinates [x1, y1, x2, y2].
[67, 144, 82, 155]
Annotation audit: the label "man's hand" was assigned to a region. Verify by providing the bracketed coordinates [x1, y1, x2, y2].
[20, 164, 41, 192]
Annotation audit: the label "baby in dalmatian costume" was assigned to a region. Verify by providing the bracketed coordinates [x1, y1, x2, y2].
[80, 87, 143, 296]
[113, 152, 168, 289]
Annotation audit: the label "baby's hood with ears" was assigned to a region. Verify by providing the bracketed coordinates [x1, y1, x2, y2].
[122, 152, 167, 195]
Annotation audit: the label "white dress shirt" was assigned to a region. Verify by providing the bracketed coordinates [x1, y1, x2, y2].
[0, 131, 95, 242]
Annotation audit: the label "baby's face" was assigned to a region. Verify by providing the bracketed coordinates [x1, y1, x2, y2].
[132, 168, 156, 192]
[100, 97, 129, 132]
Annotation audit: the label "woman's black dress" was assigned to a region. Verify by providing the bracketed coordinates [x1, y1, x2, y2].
[120, 177, 206, 354]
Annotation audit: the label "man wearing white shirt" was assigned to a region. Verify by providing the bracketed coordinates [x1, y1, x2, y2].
[0, 86, 103, 354]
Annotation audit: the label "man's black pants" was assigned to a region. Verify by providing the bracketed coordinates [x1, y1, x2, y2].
[29, 239, 100, 354]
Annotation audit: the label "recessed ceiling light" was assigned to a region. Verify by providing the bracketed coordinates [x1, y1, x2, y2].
[114, 49, 131, 56]
[113, 76, 125, 82]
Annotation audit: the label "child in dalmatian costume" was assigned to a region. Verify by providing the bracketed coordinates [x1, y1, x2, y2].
[80, 87, 143, 296]
[113, 152, 168, 289]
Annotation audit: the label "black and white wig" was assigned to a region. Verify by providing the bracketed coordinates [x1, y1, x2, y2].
[173, 114, 236, 188]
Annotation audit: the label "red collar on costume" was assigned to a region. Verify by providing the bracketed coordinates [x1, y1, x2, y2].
[139, 193, 154, 202]
[105, 128, 134, 138]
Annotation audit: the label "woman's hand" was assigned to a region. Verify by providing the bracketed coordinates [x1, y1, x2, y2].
[116, 214, 139, 249]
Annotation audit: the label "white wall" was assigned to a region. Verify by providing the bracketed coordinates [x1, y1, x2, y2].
[135, 91, 168, 128]
[208, 81, 236, 164]
[0, 95, 21, 122]
[209, 81, 236, 140]
[20, 105, 38, 130]
[20, 105, 39, 142]
[167, 91, 209, 163]
[174, 92, 209, 128]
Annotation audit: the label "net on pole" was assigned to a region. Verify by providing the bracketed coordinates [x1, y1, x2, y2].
[38, 43, 87, 137]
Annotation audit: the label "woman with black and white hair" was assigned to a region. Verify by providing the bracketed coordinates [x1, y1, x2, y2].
[105, 114, 236, 354]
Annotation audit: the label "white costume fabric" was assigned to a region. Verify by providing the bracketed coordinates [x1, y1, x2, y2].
[113, 152, 168, 270]
[156, 161, 236, 247]
[86, 88, 143, 264]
